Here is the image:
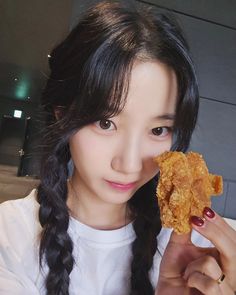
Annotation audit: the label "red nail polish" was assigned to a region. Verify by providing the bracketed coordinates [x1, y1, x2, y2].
[190, 216, 204, 227]
[203, 207, 215, 219]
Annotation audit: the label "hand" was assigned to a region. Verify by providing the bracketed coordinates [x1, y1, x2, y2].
[188, 208, 236, 293]
[155, 208, 236, 295]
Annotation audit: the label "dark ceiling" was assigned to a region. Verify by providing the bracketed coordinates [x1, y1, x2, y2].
[0, 0, 72, 104]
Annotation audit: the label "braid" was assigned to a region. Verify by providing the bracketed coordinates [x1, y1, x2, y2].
[129, 178, 161, 295]
[37, 142, 74, 295]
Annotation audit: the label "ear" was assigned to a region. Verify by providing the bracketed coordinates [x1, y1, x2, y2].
[54, 106, 66, 120]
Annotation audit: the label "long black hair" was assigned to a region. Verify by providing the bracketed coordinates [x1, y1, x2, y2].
[37, 1, 199, 294]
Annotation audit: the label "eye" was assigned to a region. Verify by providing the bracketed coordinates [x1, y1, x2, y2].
[95, 119, 116, 130]
[151, 127, 172, 137]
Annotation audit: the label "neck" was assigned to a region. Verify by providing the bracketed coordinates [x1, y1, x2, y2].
[67, 179, 133, 230]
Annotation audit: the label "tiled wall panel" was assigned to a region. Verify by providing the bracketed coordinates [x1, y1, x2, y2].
[178, 15, 236, 105]
[224, 182, 236, 219]
[145, 0, 236, 28]
[190, 99, 236, 180]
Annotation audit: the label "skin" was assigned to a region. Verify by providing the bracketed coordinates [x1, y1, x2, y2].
[155, 210, 236, 294]
[67, 60, 236, 294]
[68, 60, 177, 230]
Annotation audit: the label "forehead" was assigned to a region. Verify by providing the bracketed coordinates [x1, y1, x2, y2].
[121, 61, 177, 120]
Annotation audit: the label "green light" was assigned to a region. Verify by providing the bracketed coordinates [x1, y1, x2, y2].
[15, 73, 30, 100]
[15, 80, 29, 100]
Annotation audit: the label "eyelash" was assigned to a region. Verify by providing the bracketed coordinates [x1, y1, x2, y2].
[95, 119, 173, 138]
[151, 126, 173, 138]
[95, 119, 116, 131]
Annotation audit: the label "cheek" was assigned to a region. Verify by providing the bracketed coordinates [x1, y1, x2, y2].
[145, 138, 172, 160]
[156, 140, 172, 155]
[69, 130, 111, 165]
[143, 139, 172, 176]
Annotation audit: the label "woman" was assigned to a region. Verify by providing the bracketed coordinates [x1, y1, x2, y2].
[0, 1, 235, 294]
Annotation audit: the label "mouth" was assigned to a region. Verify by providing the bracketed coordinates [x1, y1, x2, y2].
[105, 180, 137, 192]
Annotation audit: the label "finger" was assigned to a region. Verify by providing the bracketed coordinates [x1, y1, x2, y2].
[169, 230, 192, 245]
[183, 255, 222, 282]
[202, 247, 220, 263]
[204, 210, 236, 242]
[187, 272, 222, 295]
[187, 271, 235, 295]
[190, 213, 236, 257]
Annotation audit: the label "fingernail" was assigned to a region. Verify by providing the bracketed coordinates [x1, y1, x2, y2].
[203, 207, 215, 219]
[190, 216, 204, 227]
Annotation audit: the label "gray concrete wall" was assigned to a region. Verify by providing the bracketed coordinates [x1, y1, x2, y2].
[71, 0, 236, 218]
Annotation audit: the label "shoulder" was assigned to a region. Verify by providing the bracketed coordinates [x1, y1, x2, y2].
[0, 189, 40, 228]
[0, 189, 41, 252]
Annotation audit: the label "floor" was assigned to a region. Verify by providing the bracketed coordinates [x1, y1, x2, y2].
[0, 165, 39, 203]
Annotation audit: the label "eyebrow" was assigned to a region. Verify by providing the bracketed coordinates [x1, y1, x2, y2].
[154, 114, 175, 121]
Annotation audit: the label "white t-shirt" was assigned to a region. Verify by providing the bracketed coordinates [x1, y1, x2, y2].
[0, 190, 212, 295]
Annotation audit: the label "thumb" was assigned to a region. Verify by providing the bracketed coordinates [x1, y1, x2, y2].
[169, 230, 192, 245]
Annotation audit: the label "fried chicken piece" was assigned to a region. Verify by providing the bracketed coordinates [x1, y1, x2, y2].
[154, 151, 223, 234]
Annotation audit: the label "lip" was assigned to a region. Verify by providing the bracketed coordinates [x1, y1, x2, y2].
[105, 180, 137, 192]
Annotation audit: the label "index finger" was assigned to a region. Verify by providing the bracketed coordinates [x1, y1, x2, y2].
[191, 211, 236, 256]
[210, 212, 236, 241]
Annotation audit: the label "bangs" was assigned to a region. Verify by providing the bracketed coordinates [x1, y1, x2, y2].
[71, 43, 136, 124]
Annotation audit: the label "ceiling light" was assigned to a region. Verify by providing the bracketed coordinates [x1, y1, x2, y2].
[14, 110, 22, 118]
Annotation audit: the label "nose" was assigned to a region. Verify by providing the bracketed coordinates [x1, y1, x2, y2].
[111, 136, 143, 175]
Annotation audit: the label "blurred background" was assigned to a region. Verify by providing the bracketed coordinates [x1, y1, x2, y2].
[0, 0, 235, 219]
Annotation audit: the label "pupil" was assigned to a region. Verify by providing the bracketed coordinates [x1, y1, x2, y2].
[100, 120, 110, 129]
[153, 127, 162, 135]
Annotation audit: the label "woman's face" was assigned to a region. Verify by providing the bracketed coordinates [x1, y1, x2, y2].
[69, 61, 177, 206]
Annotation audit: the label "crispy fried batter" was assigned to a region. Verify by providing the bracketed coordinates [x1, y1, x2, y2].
[154, 151, 223, 234]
